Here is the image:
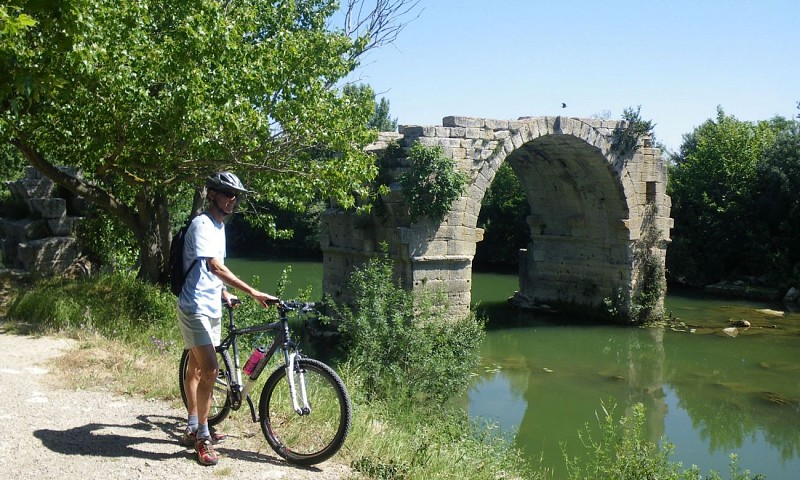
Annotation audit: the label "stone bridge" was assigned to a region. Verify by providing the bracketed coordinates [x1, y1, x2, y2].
[320, 115, 672, 322]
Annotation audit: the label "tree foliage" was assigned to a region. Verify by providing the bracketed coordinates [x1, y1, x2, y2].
[342, 83, 397, 131]
[611, 105, 655, 155]
[667, 106, 795, 286]
[1, 0, 417, 284]
[332, 249, 484, 405]
[368, 97, 397, 132]
[747, 120, 800, 285]
[398, 142, 469, 223]
[475, 162, 529, 271]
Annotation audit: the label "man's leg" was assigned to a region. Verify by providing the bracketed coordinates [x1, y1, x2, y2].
[185, 350, 201, 420]
[190, 343, 220, 465]
[180, 351, 201, 446]
[190, 343, 219, 428]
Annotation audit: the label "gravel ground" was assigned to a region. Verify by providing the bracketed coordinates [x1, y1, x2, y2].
[0, 327, 353, 479]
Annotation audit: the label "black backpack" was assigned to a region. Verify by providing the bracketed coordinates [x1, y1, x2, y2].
[168, 215, 203, 296]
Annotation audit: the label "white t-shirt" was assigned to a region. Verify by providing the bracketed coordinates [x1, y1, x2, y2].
[178, 213, 226, 318]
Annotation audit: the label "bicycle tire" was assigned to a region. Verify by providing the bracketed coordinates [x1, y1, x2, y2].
[179, 348, 233, 427]
[259, 357, 352, 465]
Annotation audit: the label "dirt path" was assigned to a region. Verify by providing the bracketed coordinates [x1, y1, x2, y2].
[0, 327, 352, 479]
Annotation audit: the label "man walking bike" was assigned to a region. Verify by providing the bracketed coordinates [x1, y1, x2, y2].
[177, 171, 278, 465]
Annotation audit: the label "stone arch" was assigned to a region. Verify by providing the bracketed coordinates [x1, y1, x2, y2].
[319, 116, 672, 322]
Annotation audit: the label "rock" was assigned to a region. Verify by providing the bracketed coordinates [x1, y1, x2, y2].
[704, 281, 782, 301]
[730, 319, 751, 328]
[722, 327, 739, 337]
[784, 287, 800, 305]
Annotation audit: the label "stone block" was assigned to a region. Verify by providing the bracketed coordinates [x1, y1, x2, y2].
[419, 240, 448, 258]
[484, 119, 509, 130]
[398, 125, 424, 136]
[442, 116, 485, 128]
[48, 216, 82, 236]
[6, 177, 54, 199]
[0, 218, 49, 241]
[448, 127, 467, 138]
[17, 237, 80, 275]
[447, 240, 476, 256]
[1, 239, 21, 268]
[28, 198, 67, 219]
[465, 127, 485, 139]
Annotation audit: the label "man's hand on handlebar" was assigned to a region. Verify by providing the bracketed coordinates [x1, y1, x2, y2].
[221, 289, 279, 309]
[251, 289, 279, 308]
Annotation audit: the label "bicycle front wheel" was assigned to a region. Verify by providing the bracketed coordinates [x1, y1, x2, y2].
[179, 348, 232, 427]
[259, 357, 352, 466]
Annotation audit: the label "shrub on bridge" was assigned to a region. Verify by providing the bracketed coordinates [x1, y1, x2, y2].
[399, 143, 469, 223]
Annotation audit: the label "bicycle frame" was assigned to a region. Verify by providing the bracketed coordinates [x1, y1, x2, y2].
[217, 300, 313, 423]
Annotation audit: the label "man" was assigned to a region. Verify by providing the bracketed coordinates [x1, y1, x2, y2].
[177, 171, 278, 466]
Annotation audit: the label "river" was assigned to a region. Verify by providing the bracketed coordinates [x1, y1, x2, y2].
[227, 258, 800, 479]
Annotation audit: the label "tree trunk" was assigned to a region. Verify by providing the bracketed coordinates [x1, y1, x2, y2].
[133, 189, 172, 285]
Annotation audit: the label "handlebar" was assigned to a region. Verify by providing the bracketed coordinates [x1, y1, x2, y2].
[278, 300, 319, 314]
[222, 297, 319, 314]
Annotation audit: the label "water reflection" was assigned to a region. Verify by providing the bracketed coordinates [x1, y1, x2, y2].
[469, 299, 800, 478]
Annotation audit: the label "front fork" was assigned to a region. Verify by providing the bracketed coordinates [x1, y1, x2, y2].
[285, 350, 312, 415]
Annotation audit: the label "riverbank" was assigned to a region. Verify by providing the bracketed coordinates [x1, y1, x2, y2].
[1, 270, 535, 479]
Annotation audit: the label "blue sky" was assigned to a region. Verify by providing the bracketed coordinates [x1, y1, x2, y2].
[344, 0, 799, 152]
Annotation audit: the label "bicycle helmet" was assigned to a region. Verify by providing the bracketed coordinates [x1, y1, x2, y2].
[206, 171, 249, 194]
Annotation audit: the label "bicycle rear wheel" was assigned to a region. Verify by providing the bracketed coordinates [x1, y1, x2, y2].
[179, 348, 233, 427]
[259, 357, 352, 466]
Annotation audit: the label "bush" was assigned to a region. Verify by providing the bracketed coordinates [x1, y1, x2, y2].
[399, 143, 469, 223]
[331, 249, 485, 406]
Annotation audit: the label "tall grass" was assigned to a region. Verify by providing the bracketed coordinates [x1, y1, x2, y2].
[564, 402, 766, 480]
[8, 272, 178, 348]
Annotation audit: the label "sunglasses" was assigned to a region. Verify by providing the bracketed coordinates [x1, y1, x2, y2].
[215, 190, 238, 199]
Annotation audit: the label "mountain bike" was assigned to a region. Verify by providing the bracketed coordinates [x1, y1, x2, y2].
[178, 299, 351, 466]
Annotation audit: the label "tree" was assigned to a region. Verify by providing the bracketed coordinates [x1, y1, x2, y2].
[342, 83, 398, 131]
[749, 119, 800, 286]
[368, 97, 397, 132]
[1, 0, 418, 284]
[667, 107, 781, 284]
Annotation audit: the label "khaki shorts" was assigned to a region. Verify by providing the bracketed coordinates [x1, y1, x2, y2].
[177, 308, 221, 349]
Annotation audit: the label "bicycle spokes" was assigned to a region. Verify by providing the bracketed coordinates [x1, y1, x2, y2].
[259, 357, 351, 465]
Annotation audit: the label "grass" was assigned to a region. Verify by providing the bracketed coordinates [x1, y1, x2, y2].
[0, 272, 766, 479]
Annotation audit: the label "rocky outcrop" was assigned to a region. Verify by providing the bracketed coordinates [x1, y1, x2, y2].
[1, 166, 84, 276]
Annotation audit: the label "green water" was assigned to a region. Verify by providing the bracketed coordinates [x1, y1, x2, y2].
[228, 258, 800, 479]
[226, 258, 323, 298]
